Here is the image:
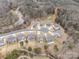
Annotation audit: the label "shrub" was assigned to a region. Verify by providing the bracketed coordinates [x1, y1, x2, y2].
[28, 47, 32, 51]
[5, 49, 20, 59]
[68, 43, 75, 49]
[33, 47, 41, 54]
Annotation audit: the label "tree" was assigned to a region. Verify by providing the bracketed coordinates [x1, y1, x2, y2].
[44, 44, 49, 50]
[25, 39, 28, 44]
[28, 46, 32, 51]
[28, 47, 33, 57]
[44, 44, 49, 55]
[54, 45, 59, 52]
[20, 41, 24, 47]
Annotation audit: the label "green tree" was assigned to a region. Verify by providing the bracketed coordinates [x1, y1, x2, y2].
[20, 41, 24, 47]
